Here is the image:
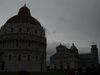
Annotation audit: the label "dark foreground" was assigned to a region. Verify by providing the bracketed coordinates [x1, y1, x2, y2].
[0, 70, 100, 75]
[0, 66, 100, 75]
[0, 71, 66, 75]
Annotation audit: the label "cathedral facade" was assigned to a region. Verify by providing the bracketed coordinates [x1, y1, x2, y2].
[0, 5, 46, 72]
[50, 44, 98, 70]
[79, 44, 98, 68]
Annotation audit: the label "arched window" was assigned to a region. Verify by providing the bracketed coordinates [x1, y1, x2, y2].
[36, 56, 38, 61]
[40, 63, 43, 71]
[16, 40, 18, 47]
[28, 41, 31, 47]
[60, 64, 63, 70]
[19, 55, 21, 61]
[5, 29, 7, 33]
[1, 61, 5, 71]
[11, 28, 13, 32]
[9, 54, 12, 61]
[28, 55, 30, 61]
[54, 64, 57, 70]
[19, 28, 22, 32]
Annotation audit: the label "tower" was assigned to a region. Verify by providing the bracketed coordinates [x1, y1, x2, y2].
[91, 44, 98, 66]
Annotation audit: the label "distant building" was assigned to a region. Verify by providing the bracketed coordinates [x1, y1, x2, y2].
[79, 45, 98, 68]
[50, 43, 79, 70]
[50, 44, 98, 70]
[0, 5, 47, 72]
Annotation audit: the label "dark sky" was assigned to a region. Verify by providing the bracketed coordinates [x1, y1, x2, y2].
[0, 0, 100, 62]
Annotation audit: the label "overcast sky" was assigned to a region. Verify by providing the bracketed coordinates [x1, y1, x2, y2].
[0, 0, 100, 61]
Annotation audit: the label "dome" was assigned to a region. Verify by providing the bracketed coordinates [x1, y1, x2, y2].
[56, 44, 68, 49]
[57, 44, 65, 48]
[6, 5, 41, 25]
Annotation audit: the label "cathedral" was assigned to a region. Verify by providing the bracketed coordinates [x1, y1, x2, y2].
[50, 43, 98, 70]
[0, 5, 47, 72]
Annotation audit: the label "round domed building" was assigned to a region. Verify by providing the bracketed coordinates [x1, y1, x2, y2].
[0, 5, 46, 72]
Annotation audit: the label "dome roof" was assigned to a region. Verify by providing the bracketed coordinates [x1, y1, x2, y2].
[6, 5, 41, 25]
[57, 44, 65, 48]
[56, 44, 68, 49]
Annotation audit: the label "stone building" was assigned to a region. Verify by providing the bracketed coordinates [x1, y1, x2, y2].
[50, 43, 79, 70]
[79, 44, 98, 68]
[0, 5, 47, 72]
[50, 44, 98, 70]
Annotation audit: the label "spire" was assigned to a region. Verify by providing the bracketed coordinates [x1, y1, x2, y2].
[24, 3, 27, 7]
[72, 43, 75, 46]
[70, 43, 77, 50]
[18, 4, 31, 16]
[24, 0, 28, 7]
[24, 3, 26, 7]
[60, 43, 62, 46]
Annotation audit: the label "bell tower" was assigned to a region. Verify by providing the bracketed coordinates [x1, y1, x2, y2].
[91, 44, 98, 66]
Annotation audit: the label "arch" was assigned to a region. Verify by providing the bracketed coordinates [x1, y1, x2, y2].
[27, 55, 30, 61]
[19, 28, 22, 32]
[36, 56, 38, 61]
[9, 54, 12, 61]
[11, 28, 13, 32]
[1, 61, 5, 71]
[19, 55, 21, 61]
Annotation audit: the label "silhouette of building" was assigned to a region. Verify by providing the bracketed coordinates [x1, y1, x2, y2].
[0, 5, 46, 72]
[50, 43, 79, 70]
[50, 44, 98, 70]
[79, 44, 98, 68]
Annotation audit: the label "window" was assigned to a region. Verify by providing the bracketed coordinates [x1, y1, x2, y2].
[28, 55, 30, 61]
[54, 64, 57, 70]
[60, 64, 63, 70]
[5, 29, 7, 33]
[11, 28, 13, 32]
[28, 41, 31, 47]
[36, 56, 38, 61]
[18, 55, 21, 61]
[16, 40, 18, 47]
[19, 28, 22, 32]
[1, 61, 5, 70]
[33, 56, 34, 59]
[40, 63, 43, 71]
[9, 55, 12, 61]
